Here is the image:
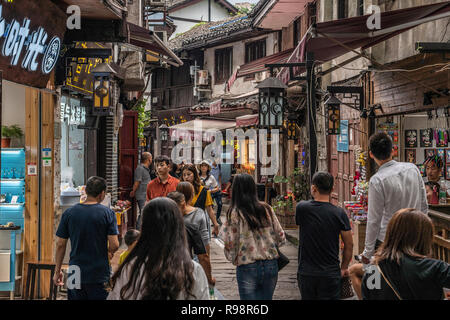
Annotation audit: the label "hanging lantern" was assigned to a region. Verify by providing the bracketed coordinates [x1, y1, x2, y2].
[286, 114, 298, 140]
[92, 63, 116, 115]
[159, 124, 169, 141]
[325, 95, 341, 135]
[256, 77, 287, 128]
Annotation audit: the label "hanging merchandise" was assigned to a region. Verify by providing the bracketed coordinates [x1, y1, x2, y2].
[434, 128, 448, 148]
[420, 129, 433, 147]
[378, 122, 399, 159]
[347, 146, 368, 222]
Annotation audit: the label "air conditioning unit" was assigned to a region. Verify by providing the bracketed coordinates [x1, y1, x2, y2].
[196, 70, 209, 85]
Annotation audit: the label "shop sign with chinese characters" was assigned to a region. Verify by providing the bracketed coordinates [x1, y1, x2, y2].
[0, 1, 66, 88]
[60, 101, 86, 126]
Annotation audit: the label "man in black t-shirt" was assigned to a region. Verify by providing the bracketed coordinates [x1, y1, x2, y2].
[54, 176, 119, 300]
[296, 172, 353, 300]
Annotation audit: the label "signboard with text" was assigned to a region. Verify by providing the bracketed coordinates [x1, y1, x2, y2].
[65, 42, 113, 95]
[0, 0, 66, 88]
[337, 120, 349, 153]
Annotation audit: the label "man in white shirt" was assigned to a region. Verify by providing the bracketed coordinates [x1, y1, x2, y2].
[350, 132, 428, 299]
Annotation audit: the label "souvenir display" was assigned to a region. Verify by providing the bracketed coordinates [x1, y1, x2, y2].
[378, 123, 399, 159]
[446, 149, 450, 163]
[405, 129, 418, 148]
[434, 129, 448, 147]
[425, 149, 437, 159]
[420, 129, 433, 147]
[405, 149, 416, 163]
[417, 164, 426, 177]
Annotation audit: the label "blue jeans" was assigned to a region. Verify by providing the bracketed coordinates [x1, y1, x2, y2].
[236, 259, 278, 300]
[136, 199, 146, 230]
[68, 283, 109, 300]
[211, 191, 223, 224]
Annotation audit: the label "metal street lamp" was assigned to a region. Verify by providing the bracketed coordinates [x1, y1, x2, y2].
[159, 123, 169, 141]
[286, 113, 298, 140]
[92, 63, 117, 116]
[325, 95, 342, 135]
[256, 77, 287, 129]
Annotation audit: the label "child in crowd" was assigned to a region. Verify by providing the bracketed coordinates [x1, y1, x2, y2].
[119, 229, 140, 265]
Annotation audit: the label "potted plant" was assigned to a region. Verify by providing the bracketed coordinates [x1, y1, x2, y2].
[1, 125, 24, 148]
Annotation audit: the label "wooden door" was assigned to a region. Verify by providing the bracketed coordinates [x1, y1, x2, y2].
[119, 110, 138, 228]
[328, 119, 360, 208]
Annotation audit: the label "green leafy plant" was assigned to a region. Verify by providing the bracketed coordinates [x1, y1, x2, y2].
[132, 99, 150, 140]
[1, 125, 23, 138]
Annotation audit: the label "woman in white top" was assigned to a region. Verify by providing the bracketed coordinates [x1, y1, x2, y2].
[107, 197, 209, 300]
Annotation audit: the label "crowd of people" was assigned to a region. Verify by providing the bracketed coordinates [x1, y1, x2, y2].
[53, 132, 449, 300]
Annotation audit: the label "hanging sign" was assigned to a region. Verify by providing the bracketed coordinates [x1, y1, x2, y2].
[337, 120, 349, 153]
[0, 1, 66, 88]
[60, 100, 86, 126]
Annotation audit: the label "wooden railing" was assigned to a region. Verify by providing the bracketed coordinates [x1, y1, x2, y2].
[429, 209, 450, 263]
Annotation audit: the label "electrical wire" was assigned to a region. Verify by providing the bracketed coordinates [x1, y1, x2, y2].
[317, 60, 450, 73]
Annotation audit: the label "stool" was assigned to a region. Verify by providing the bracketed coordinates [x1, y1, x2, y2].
[25, 261, 58, 300]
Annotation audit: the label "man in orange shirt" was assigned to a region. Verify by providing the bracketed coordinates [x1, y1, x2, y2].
[146, 155, 180, 202]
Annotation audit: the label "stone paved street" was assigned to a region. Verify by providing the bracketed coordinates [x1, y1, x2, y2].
[210, 233, 300, 300]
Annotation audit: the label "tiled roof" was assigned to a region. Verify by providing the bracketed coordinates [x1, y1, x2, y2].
[169, 14, 252, 51]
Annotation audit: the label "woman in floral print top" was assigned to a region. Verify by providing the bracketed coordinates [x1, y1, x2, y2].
[219, 174, 286, 300]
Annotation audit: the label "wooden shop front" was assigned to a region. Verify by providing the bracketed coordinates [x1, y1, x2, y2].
[0, 0, 66, 299]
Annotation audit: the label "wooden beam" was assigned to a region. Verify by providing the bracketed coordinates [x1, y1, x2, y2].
[24, 88, 39, 297]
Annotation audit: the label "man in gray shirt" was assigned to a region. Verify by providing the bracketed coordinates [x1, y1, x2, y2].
[130, 152, 153, 230]
[350, 132, 428, 299]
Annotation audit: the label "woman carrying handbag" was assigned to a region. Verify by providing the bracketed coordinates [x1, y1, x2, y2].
[219, 174, 286, 300]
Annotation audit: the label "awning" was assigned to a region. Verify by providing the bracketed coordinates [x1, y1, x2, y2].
[169, 119, 236, 142]
[236, 114, 259, 128]
[237, 49, 294, 78]
[253, 0, 311, 29]
[126, 22, 183, 67]
[278, 1, 450, 83]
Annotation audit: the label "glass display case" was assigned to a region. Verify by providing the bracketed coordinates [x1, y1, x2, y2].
[0, 148, 25, 298]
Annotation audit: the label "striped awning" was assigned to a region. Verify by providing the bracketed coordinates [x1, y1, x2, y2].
[236, 49, 294, 78]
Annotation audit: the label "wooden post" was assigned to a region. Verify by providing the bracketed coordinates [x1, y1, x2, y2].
[23, 88, 54, 298]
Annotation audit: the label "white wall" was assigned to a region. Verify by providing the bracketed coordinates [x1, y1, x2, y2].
[204, 33, 276, 98]
[1, 80, 26, 147]
[171, 0, 232, 38]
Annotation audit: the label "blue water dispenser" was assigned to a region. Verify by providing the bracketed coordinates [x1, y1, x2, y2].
[0, 148, 25, 298]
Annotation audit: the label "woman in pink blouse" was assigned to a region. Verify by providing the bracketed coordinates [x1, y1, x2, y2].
[219, 174, 286, 300]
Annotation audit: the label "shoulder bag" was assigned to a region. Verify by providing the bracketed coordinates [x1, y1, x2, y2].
[267, 206, 289, 271]
[376, 264, 402, 300]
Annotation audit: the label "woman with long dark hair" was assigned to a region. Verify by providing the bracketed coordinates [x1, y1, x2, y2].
[181, 164, 220, 236]
[361, 208, 450, 300]
[107, 197, 209, 300]
[219, 173, 286, 300]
